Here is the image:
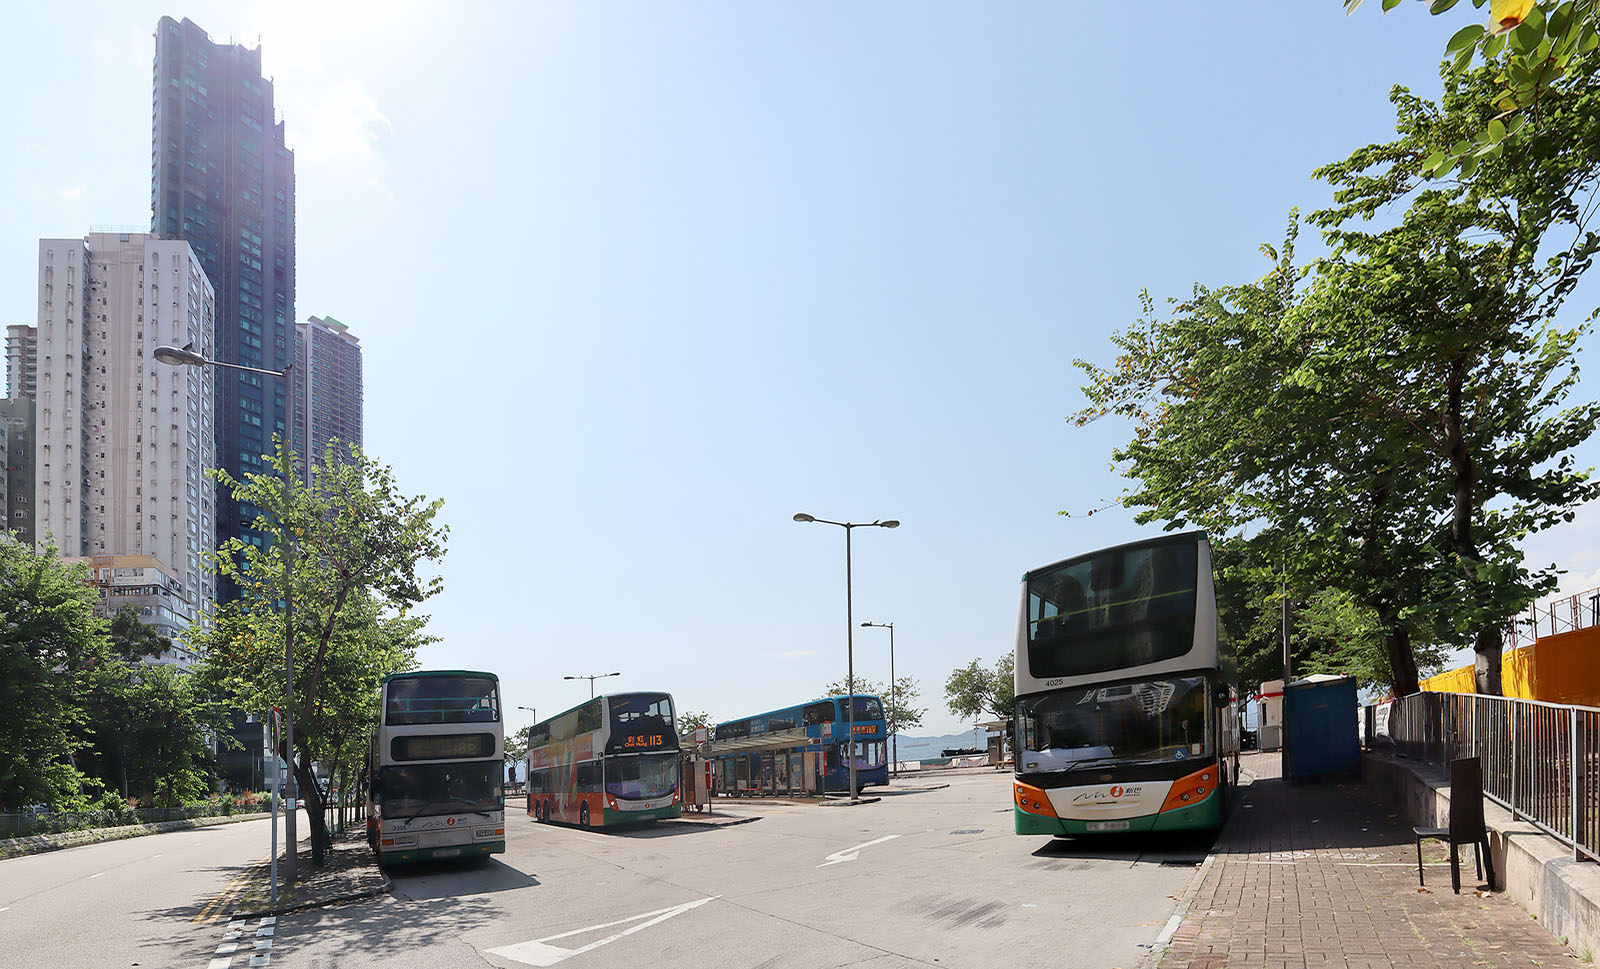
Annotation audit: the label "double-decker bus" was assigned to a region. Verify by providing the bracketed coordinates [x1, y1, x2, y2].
[712, 695, 888, 796]
[366, 670, 505, 866]
[526, 692, 682, 827]
[1012, 532, 1239, 836]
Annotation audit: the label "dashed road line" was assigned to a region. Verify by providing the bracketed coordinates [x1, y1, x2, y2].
[89, 872, 105, 878]
[209, 916, 275, 969]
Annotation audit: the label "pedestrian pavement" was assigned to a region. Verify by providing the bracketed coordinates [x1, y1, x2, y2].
[1159, 751, 1579, 969]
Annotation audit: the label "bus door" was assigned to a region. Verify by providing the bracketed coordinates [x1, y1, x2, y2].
[735, 756, 750, 794]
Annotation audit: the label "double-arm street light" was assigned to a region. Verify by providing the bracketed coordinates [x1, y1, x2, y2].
[154, 343, 299, 881]
[792, 513, 899, 802]
[860, 620, 897, 777]
[565, 672, 620, 698]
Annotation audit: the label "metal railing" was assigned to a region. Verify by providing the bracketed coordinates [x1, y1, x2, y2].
[1367, 691, 1600, 862]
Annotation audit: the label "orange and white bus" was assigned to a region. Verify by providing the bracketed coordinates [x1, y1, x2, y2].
[1013, 532, 1239, 837]
[526, 692, 682, 827]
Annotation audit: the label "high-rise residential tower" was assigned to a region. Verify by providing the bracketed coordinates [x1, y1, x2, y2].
[152, 16, 295, 570]
[6, 324, 38, 399]
[34, 233, 218, 613]
[293, 315, 364, 471]
[1, 397, 36, 546]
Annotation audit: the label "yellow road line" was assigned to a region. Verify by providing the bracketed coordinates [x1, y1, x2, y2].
[192, 859, 267, 923]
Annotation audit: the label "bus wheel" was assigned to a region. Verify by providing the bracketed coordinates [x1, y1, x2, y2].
[542, 800, 551, 822]
[579, 803, 590, 828]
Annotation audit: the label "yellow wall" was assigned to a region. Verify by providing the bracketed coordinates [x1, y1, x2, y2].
[1419, 626, 1600, 706]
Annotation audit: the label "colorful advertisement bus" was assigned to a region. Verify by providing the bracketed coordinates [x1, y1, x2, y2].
[712, 695, 888, 796]
[366, 670, 505, 866]
[1013, 532, 1239, 836]
[526, 692, 682, 827]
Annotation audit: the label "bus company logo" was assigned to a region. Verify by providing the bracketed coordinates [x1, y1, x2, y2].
[1073, 785, 1143, 803]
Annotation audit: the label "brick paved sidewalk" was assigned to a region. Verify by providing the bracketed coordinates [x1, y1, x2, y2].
[1159, 751, 1580, 969]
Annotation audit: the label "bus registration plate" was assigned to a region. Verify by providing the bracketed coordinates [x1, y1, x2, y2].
[433, 848, 461, 857]
[1086, 820, 1130, 832]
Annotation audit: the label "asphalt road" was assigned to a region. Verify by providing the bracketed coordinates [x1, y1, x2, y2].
[269, 771, 1213, 969]
[0, 815, 296, 969]
[0, 773, 1215, 969]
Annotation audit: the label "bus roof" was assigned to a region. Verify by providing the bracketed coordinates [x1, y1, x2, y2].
[383, 669, 498, 682]
[531, 691, 672, 728]
[1021, 529, 1209, 582]
[715, 694, 883, 729]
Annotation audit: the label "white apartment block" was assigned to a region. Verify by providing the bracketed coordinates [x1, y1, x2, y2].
[35, 232, 218, 614]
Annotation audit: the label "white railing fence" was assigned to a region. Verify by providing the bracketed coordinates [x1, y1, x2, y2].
[1364, 691, 1600, 862]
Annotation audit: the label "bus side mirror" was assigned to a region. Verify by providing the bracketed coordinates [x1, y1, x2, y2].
[1213, 692, 1231, 708]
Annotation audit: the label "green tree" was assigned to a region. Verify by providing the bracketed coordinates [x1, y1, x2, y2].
[108, 604, 170, 662]
[193, 442, 445, 866]
[821, 677, 926, 734]
[943, 654, 1015, 723]
[1074, 58, 1600, 696]
[675, 710, 713, 741]
[1345, 0, 1600, 173]
[0, 538, 109, 810]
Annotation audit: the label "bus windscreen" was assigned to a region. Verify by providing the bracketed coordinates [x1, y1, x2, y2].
[385, 675, 500, 725]
[1026, 543, 1197, 678]
[378, 761, 501, 816]
[1014, 675, 1210, 773]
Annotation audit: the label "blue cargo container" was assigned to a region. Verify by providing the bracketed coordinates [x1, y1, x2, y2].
[1284, 675, 1359, 780]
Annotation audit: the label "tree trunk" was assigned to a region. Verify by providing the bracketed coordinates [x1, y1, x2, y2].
[1384, 619, 1420, 697]
[1444, 356, 1503, 696]
[1473, 627, 1503, 696]
[293, 757, 329, 868]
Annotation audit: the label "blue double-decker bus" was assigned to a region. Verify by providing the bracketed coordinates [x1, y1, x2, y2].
[712, 695, 888, 797]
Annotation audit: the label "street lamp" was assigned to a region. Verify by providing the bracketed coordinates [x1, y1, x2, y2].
[860, 621, 896, 778]
[516, 705, 537, 720]
[792, 513, 899, 802]
[565, 672, 620, 698]
[156, 344, 299, 882]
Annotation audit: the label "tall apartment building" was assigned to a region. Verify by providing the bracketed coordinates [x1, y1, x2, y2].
[293, 315, 363, 471]
[6, 324, 38, 399]
[65, 554, 203, 666]
[152, 16, 295, 569]
[35, 233, 218, 612]
[1, 398, 36, 545]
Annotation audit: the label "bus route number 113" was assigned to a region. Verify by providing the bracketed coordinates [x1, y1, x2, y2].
[624, 735, 665, 748]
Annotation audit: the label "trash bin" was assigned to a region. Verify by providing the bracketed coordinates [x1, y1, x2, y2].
[1284, 674, 1359, 781]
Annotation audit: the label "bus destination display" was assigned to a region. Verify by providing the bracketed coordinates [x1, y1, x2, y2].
[392, 733, 494, 761]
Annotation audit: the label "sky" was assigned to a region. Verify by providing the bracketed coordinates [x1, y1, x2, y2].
[4, 2, 1599, 739]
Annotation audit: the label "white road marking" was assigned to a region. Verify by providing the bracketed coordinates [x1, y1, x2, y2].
[486, 896, 721, 967]
[248, 954, 270, 968]
[818, 834, 901, 868]
[89, 872, 105, 878]
[256, 926, 275, 938]
[1155, 914, 1182, 946]
[0, 907, 9, 913]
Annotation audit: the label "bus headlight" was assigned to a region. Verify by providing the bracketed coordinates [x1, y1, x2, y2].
[1014, 780, 1058, 818]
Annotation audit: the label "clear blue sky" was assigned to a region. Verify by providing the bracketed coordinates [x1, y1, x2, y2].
[3, 2, 1597, 737]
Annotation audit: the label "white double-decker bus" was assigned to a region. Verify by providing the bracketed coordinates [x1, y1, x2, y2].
[1013, 532, 1239, 837]
[366, 670, 505, 866]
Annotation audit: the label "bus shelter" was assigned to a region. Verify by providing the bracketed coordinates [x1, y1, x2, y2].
[705, 727, 825, 797]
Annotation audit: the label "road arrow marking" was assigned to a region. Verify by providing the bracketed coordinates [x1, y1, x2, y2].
[486, 896, 721, 967]
[818, 834, 901, 868]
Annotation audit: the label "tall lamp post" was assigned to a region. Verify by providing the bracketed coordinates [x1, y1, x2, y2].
[565, 672, 620, 698]
[792, 513, 899, 802]
[860, 621, 896, 777]
[155, 343, 299, 881]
